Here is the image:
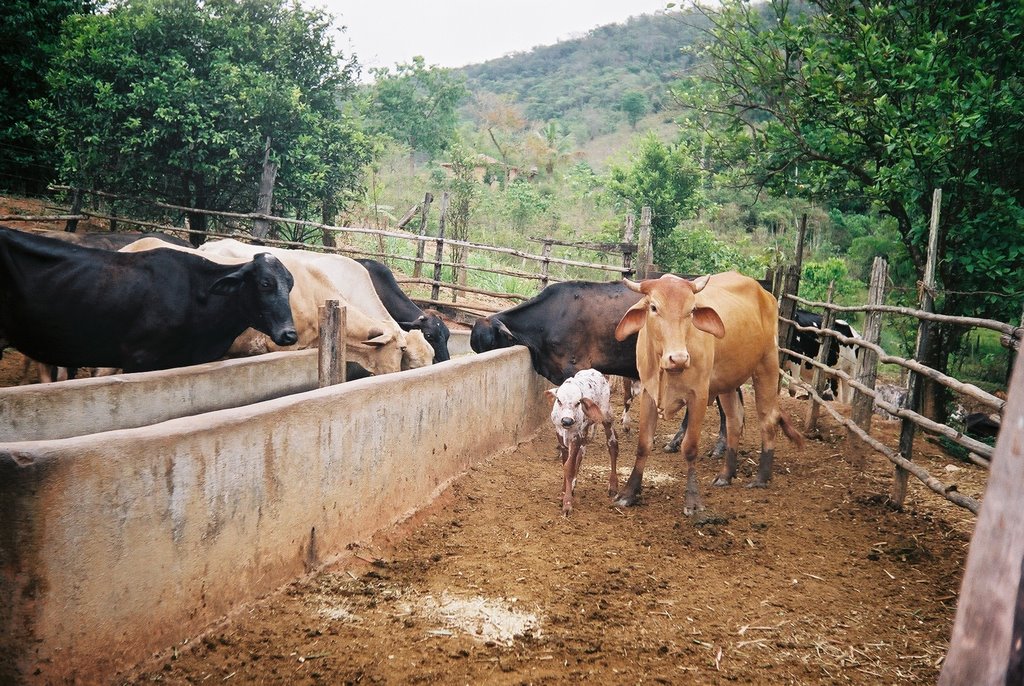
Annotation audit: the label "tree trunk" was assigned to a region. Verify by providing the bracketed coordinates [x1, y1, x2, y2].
[187, 210, 208, 248]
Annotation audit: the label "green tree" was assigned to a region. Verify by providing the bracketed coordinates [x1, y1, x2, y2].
[619, 91, 647, 129]
[42, 0, 369, 245]
[368, 56, 467, 160]
[683, 0, 1024, 415]
[606, 133, 702, 265]
[0, 0, 93, 193]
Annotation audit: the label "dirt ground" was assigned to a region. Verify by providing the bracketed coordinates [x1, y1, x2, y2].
[106, 390, 982, 686]
[1, 195, 984, 683]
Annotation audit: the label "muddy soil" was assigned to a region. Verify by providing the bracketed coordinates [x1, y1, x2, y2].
[116, 393, 981, 685]
[0, 195, 982, 683]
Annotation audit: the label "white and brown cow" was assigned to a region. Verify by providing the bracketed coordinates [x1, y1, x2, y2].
[545, 369, 619, 516]
[613, 271, 803, 515]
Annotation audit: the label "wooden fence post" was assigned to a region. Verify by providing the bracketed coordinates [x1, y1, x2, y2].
[252, 136, 278, 240]
[64, 188, 83, 233]
[622, 213, 635, 276]
[847, 256, 889, 466]
[938, 349, 1024, 685]
[805, 281, 836, 433]
[794, 213, 808, 274]
[318, 301, 346, 387]
[539, 239, 553, 290]
[636, 206, 653, 279]
[431, 192, 449, 302]
[893, 188, 942, 506]
[777, 264, 801, 371]
[413, 192, 433, 279]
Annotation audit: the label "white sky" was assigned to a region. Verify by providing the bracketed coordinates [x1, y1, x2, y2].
[314, 1, 673, 76]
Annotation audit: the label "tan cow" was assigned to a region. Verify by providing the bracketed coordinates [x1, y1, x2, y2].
[613, 271, 802, 515]
[121, 238, 404, 375]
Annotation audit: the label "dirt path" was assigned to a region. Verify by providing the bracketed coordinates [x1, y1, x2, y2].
[119, 393, 980, 685]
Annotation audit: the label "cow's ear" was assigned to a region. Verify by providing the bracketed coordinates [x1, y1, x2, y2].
[210, 261, 255, 295]
[209, 275, 242, 295]
[544, 388, 558, 407]
[615, 301, 648, 341]
[692, 306, 726, 338]
[496, 319, 518, 345]
[581, 397, 606, 424]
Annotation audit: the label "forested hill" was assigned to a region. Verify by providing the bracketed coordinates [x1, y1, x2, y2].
[457, 11, 708, 123]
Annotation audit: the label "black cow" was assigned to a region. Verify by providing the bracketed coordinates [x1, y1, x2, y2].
[786, 310, 859, 402]
[470, 280, 731, 455]
[0, 226, 297, 372]
[28, 228, 192, 250]
[356, 258, 450, 363]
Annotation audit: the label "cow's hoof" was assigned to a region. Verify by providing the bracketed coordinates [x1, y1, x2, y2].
[663, 442, 680, 453]
[613, 493, 639, 507]
[746, 480, 769, 489]
[683, 503, 705, 516]
[711, 475, 732, 487]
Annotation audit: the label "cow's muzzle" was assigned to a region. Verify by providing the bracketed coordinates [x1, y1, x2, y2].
[274, 329, 299, 346]
[561, 417, 575, 428]
[661, 350, 690, 372]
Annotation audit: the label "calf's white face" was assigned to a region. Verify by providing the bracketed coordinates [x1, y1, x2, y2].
[545, 375, 607, 441]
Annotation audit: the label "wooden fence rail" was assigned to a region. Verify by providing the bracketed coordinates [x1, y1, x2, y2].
[779, 243, 1020, 515]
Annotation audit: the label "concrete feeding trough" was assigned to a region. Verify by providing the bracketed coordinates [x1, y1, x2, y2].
[0, 346, 546, 684]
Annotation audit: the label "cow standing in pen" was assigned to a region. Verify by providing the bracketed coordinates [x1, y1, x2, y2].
[545, 369, 619, 516]
[614, 272, 803, 515]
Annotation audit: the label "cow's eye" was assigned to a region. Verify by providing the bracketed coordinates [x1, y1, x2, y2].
[650, 303, 658, 314]
[260, 279, 272, 288]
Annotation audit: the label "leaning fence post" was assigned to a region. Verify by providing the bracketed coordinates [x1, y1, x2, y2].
[777, 264, 801, 372]
[636, 206, 653, 279]
[64, 188, 83, 233]
[846, 256, 889, 467]
[805, 281, 836, 433]
[413, 192, 433, 279]
[318, 301, 347, 387]
[431, 192, 449, 302]
[539, 239, 553, 290]
[894, 188, 942, 506]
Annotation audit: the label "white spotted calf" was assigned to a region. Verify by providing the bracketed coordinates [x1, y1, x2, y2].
[545, 369, 619, 515]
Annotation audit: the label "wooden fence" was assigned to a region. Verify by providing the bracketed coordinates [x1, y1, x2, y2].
[772, 193, 1022, 515]
[10, 186, 1024, 517]
[38, 185, 654, 316]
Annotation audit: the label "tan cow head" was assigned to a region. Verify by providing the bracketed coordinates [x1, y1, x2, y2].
[614, 274, 725, 373]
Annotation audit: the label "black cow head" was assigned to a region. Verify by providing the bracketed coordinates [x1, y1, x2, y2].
[470, 316, 518, 354]
[211, 253, 298, 347]
[401, 309, 451, 363]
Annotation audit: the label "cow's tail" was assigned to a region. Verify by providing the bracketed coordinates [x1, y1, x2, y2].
[778, 413, 805, 448]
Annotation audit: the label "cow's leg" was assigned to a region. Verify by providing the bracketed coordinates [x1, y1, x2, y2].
[614, 390, 658, 507]
[562, 439, 583, 515]
[679, 394, 709, 516]
[665, 395, 729, 457]
[748, 365, 782, 488]
[556, 434, 568, 464]
[603, 420, 619, 496]
[712, 390, 744, 486]
[663, 409, 688, 453]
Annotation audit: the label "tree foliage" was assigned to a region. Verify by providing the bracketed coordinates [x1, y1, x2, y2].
[606, 133, 702, 265]
[682, 0, 1024, 321]
[368, 56, 467, 160]
[41, 0, 370, 242]
[619, 92, 648, 129]
[681, 0, 1024, 414]
[0, 0, 94, 193]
